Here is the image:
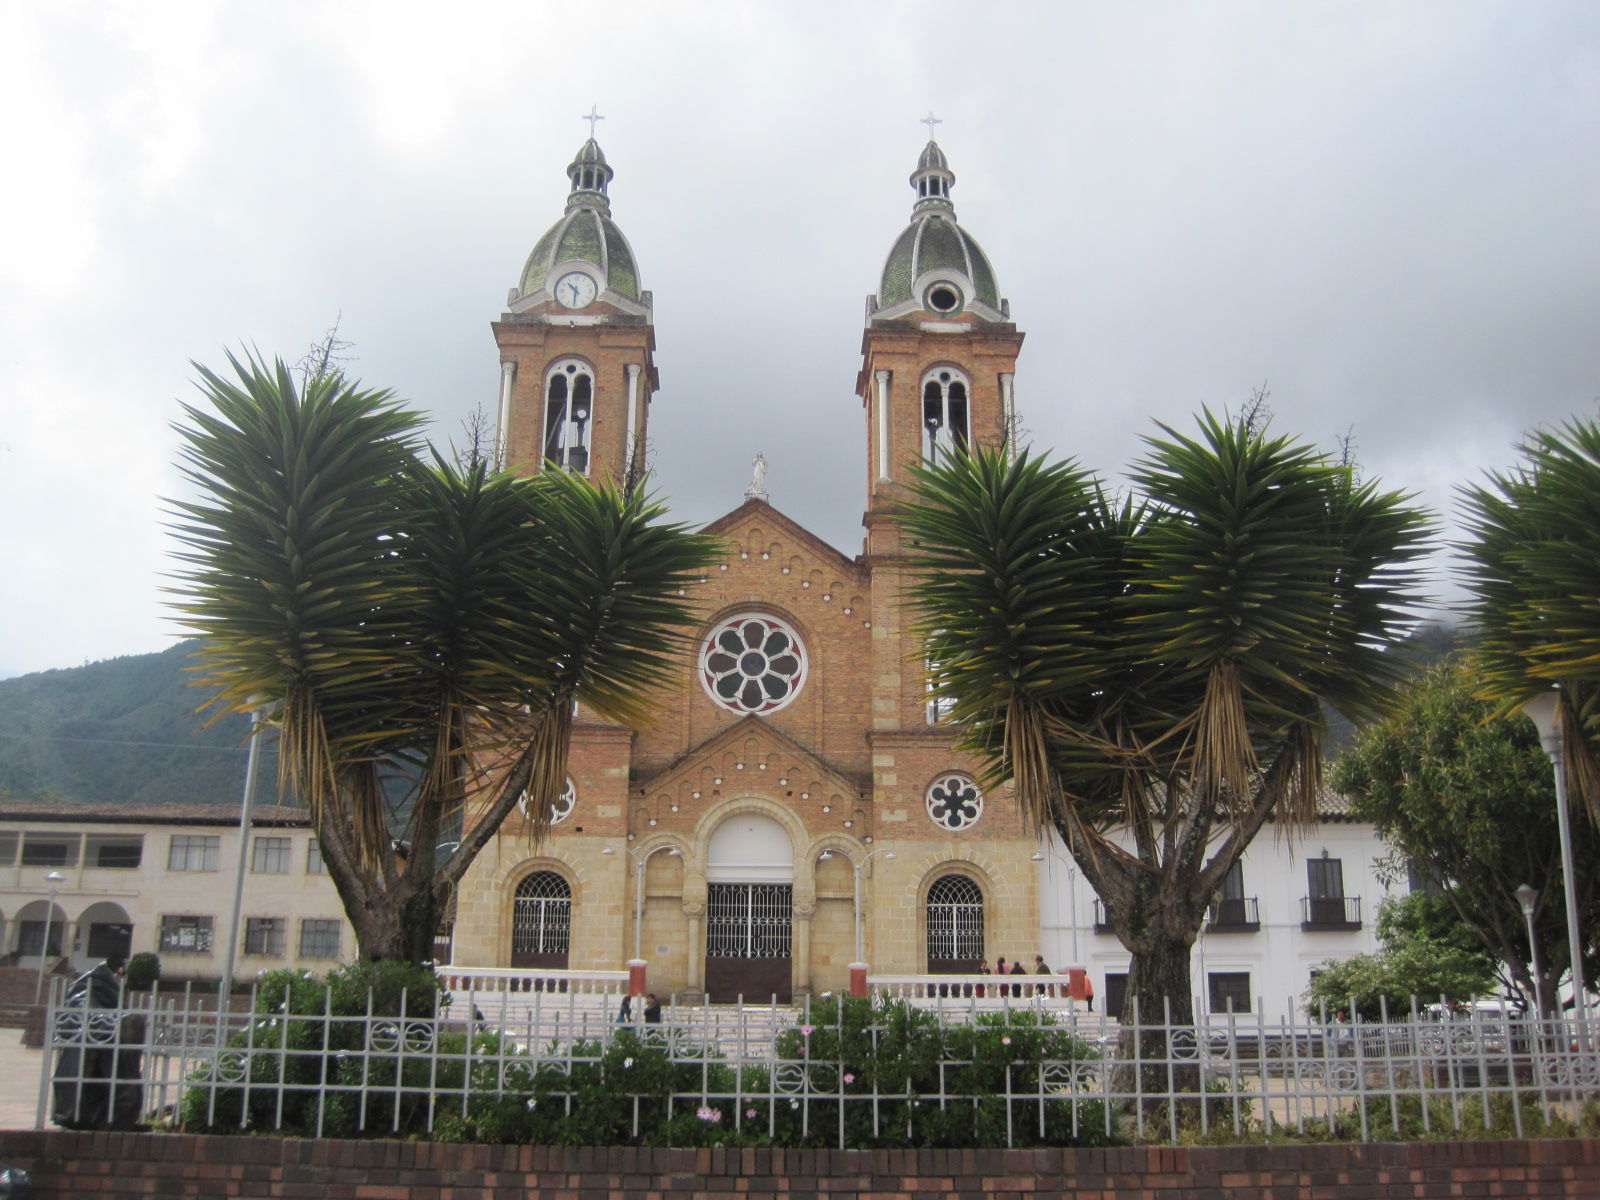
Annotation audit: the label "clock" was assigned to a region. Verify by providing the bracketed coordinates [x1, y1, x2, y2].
[554, 271, 598, 309]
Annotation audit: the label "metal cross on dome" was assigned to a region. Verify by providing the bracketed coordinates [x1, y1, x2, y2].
[920, 111, 942, 139]
[582, 105, 605, 137]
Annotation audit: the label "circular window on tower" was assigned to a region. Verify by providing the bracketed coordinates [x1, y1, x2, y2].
[518, 777, 577, 825]
[925, 773, 984, 831]
[699, 612, 808, 716]
[924, 282, 964, 315]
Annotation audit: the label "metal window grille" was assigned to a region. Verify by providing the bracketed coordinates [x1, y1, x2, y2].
[244, 918, 285, 957]
[299, 919, 341, 959]
[167, 835, 219, 872]
[926, 874, 984, 962]
[513, 871, 573, 956]
[706, 883, 793, 957]
[159, 914, 214, 954]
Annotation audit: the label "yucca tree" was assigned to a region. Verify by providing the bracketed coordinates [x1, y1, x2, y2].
[1461, 416, 1600, 816]
[168, 353, 715, 963]
[903, 411, 1431, 1031]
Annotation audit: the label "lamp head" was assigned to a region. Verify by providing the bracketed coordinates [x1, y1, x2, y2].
[1030, 851, 1045, 861]
[1520, 691, 1562, 756]
[45, 870, 65, 883]
[1516, 883, 1539, 917]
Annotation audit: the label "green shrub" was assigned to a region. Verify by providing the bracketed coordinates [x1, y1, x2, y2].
[124, 952, 160, 992]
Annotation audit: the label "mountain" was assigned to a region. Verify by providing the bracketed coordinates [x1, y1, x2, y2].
[0, 642, 278, 807]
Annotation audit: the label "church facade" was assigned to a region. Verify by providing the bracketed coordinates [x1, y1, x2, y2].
[449, 135, 1400, 1013]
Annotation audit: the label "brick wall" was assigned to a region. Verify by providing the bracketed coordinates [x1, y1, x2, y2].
[3, 1133, 1598, 1199]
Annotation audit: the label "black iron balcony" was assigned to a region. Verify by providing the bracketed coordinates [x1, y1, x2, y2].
[1300, 895, 1362, 931]
[1206, 896, 1260, 932]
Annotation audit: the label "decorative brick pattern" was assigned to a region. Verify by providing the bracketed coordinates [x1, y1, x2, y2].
[3, 1133, 1599, 1199]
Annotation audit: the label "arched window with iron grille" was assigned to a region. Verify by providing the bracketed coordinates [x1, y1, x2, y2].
[511, 870, 572, 968]
[926, 873, 984, 973]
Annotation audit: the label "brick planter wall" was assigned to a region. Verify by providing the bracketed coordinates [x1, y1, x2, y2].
[1, 1132, 1597, 1198]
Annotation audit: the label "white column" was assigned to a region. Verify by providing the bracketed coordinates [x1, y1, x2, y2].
[496, 361, 516, 465]
[1000, 372, 1015, 453]
[875, 369, 891, 480]
[624, 363, 642, 478]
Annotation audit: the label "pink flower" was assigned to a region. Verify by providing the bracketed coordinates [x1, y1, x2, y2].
[800, 1025, 814, 1036]
[1001, 1036, 1012, 1045]
[746, 1108, 757, 1119]
[843, 1072, 855, 1084]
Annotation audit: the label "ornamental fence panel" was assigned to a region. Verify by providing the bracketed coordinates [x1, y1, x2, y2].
[39, 977, 1600, 1146]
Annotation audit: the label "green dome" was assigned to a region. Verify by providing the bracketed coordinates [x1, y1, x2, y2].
[875, 141, 1001, 312]
[516, 138, 642, 302]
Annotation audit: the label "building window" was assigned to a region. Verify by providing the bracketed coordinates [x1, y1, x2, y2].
[21, 835, 78, 868]
[87, 836, 142, 869]
[18, 921, 63, 957]
[1209, 971, 1253, 1014]
[251, 837, 291, 874]
[926, 874, 985, 967]
[299, 919, 341, 960]
[921, 367, 970, 464]
[160, 915, 214, 954]
[544, 359, 594, 475]
[244, 918, 286, 957]
[698, 613, 808, 716]
[306, 839, 326, 875]
[87, 922, 133, 960]
[168, 835, 219, 872]
[1304, 855, 1360, 927]
[0, 833, 16, 865]
[512, 872, 573, 958]
[924, 774, 983, 832]
[1209, 861, 1259, 930]
[517, 777, 577, 825]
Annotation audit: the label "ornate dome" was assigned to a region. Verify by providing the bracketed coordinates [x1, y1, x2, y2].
[874, 141, 1003, 317]
[515, 138, 642, 302]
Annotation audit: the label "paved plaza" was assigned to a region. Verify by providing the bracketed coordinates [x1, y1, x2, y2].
[0, 1029, 46, 1134]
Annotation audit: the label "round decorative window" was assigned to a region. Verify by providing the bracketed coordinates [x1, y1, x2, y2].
[925, 773, 983, 831]
[700, 613, 808, 715]
[519, 777, 576, 825]
[925, 283, 963, 314]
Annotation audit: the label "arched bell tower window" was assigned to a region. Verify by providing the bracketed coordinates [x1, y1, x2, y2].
[544, 359, 594, 475]
[921, 367, 969, 464]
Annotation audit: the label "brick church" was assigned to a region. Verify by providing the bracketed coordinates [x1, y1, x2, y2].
[449, 131, 1051, 1002]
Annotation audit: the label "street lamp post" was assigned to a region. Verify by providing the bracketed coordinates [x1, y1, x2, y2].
[1030, 845, 1080, 965]
[604, 844, 681, 995]
[220, 703, 267, 1008]
[1521, 692, 1588, 1040]
[820, 847, 896, 992]
[1516, 883, 1545, 1018]
[34, 870, 67, 1006]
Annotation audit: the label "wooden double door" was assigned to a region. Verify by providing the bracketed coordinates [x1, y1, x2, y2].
[704, 882, 792, 1003]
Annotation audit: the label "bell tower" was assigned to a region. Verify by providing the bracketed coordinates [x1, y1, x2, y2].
[856, 138, 1024, 546]
[859, 134, 1025, 729]
[493, 131, 656, 486]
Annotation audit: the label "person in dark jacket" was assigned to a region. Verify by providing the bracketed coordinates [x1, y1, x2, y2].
[51, 956, 143, 1131]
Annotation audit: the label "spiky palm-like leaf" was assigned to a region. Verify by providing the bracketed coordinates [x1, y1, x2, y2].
[167, 354, 715, 959]
[902, 411, 1430, 1026]
[1461, 416, 1600, 814]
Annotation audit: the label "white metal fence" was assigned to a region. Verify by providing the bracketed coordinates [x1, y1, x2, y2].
[39, 976, 1600, 1146]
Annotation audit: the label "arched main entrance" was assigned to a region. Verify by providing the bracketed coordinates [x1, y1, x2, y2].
[511, 870, 571, 969]
[705, 813, 793, 1003]
[926, 873, 985, 973]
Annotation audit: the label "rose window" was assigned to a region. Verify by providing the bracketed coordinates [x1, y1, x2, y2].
[700, 613, 808, 715]
[519, 777, 576, 825]
[926, 773, 983, 831]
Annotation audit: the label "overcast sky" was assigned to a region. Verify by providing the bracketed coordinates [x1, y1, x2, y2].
[1, 1, 1596, 678]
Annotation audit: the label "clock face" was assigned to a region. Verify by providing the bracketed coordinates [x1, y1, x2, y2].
[555, 271, 598, 309]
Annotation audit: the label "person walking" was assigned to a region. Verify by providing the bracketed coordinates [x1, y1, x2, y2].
[1033, 954, 1054, 998]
